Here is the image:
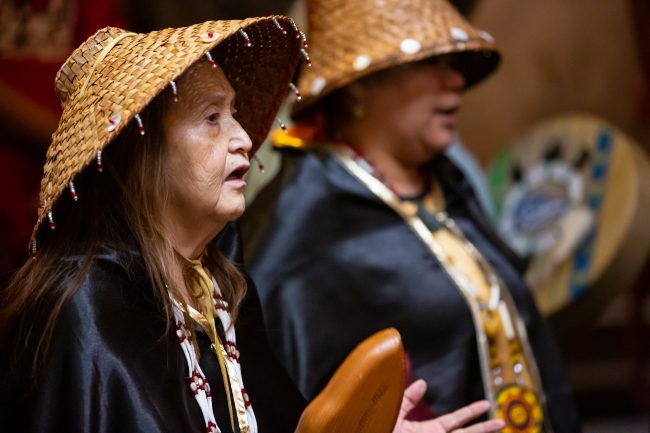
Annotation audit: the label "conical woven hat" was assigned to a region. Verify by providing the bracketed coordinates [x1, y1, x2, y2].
[33, 16, 303, 246]
[293, 0, 500, 118]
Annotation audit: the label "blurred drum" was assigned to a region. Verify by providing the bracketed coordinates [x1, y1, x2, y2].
[489, 114, 650, 324]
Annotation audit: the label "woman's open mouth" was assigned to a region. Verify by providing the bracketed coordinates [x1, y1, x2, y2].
[435, 105, 460, 116]
[225, 163, 250, 186]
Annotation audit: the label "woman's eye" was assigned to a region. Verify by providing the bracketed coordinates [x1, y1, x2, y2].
[207, 113, 220, 123]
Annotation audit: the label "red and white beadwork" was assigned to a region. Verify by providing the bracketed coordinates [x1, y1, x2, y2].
[176, 321, 191, 344]
[288, 17, 301, 39]
[286, 18, 308, 47]
[189, 369, 208, 395]
[96, 149, 104, 172]
[170, 80, 178, 102]
[253, 156, 265, 173]
[238, 28, 252, 47]
[213, 293, 229, 311]
[225, 341, 240, 363]
[242, 388, 251, 408]
[276, 118, 288, 132]
[69, 181, 78, 202]
[107, 113, 121, 132]
[272, 16, 287, 34]
[169, 272, 258, 433]
[211, 276, 258, 433]
[134, 114, 145, 136]
[205, 52, 217, 68]
[47, 210, 55, 230]
[289, 82, 302, 101]
[170, 297, 219, 432]
[300, 48, 312, 67]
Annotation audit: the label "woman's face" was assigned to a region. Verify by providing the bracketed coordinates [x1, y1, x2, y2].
[162, 61, 252, 237]
[360, 60, 465, 163]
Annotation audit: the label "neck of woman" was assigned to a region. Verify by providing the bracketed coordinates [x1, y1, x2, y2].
[344, 131, 429, 197]
[162, 213, 225, 260]
[367, 150, 427, 197]
[173, 235, 211, 261]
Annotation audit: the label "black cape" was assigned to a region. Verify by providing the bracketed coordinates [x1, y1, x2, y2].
[0, 226, 306, 433]
[241, 148, 581, 433]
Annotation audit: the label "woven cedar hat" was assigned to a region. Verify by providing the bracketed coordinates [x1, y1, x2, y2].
[32, 16, 304, 249]
[292, 0, 500, 118]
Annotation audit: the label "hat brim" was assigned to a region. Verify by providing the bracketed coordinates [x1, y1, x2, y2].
[292, 40, 499, 120]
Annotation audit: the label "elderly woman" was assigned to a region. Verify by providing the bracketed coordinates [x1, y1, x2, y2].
[0, 16, 505, 433]
[242, 1, 582, 433]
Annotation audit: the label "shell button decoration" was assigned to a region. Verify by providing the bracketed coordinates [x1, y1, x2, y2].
[450, 27, 469, 41]
[310, 76, 326, 96]
[201, 31, 221, 43]
[400, 38, 422, 55]
[353, 54, 371, 71]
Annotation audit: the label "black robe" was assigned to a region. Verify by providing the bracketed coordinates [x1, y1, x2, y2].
[0, 226, 306, 433]
[241, 148, 582, 433]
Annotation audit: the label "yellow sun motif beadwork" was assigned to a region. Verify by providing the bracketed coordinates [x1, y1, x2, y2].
[495, 384, 543, 433]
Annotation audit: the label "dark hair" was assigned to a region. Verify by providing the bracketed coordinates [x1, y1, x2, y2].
[0, 67, 248, 379]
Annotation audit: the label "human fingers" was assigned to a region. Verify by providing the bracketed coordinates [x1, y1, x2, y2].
[435, 400, 491, 431]
[452, 418, 505, 433]
[399, 380, 428, 419]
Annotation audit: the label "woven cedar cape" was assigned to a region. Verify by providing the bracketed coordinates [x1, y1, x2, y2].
[292, 0, 500, 118]
[33, 17, 303, 247]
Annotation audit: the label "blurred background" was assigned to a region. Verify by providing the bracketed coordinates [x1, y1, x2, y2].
[1, 1, 648, 431]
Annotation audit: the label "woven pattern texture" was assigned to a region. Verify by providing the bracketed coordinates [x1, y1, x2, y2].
[34, 17, 302, 243]
[293, 0, 499, 117]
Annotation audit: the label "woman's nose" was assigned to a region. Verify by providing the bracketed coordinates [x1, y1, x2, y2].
[229, 118, 253, 154]
[443, 69, 465, 91]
